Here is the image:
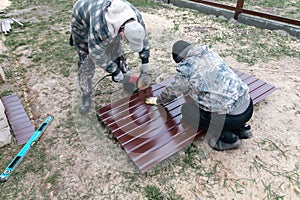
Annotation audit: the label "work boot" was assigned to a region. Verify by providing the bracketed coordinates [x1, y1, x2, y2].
[79, 95, 91, 115]
[208, 131, 241, 151]
[235, 124, 252, 139]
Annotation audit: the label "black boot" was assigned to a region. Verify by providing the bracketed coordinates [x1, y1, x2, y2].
[79, 95, 91, 115]
[208, 131, 241, 151]
[235, 124, 252, 139]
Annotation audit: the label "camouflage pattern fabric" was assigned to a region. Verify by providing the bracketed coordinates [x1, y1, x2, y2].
[77, 50, 95, 96]
[157, 45, 250, 114]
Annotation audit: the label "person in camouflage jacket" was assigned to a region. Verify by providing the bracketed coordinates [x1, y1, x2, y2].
[70, 0, 150, 114]
[146, 40, 253, 151]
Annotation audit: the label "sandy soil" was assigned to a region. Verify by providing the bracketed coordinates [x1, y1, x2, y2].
[0, 1, 299, 200]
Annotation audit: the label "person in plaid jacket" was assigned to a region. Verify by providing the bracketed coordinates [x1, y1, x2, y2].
[70, 0, 150, 114]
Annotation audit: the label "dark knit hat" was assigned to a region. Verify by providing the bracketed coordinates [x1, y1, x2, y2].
[172, 40, 192, 63]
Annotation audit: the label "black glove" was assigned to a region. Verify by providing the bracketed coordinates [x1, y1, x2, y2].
[114, 55, 128, 73]
[139, 49, 150, 63]
[69, 35, 74, 46]
[111, 67, 124, 82]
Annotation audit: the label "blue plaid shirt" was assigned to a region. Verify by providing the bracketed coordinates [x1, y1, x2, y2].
[71, 0, 150, 73]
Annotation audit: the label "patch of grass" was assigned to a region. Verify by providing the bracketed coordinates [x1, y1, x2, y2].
[214, 27, 299, 65]
[170, 5, 300, 65]
[20, 144, 47, 173]
[182, 144, 200, 169]
[261, 180, 285, 200]
[0, 140, 48, 200]
[250, 155, 300, 197]
[213, 0, 300, 18]
[44, 170, 60, 185]
[0, 90, 13, 98]
[3, 37, 28, 51]
[143, 185, 164, 200]
[246, 0, 299, 9]
[222, 178, 247, 194]
[0, 55, 8, 61]
[2, 0, 76, 78]
[256, 138, 288, 159]
[295, 105, 300, 114]
[165, 187, 184, 200]
[130, 0, 166, 10]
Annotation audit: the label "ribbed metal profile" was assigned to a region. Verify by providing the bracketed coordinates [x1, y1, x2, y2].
[1, 94, 35, 145]
[97, 69, 277, 172]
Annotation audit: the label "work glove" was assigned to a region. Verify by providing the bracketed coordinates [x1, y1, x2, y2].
[145, 96, 157, 105]
[140, 63, 150, 73]
[111, 68, 124, 82]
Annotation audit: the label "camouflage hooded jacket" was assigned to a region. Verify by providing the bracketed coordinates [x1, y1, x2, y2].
[157, 45, 250, 114]
[70, 0, 150, 73]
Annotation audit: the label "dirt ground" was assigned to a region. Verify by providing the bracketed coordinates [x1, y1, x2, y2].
[0, 1, 299, 199]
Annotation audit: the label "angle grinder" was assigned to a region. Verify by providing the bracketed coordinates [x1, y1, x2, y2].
[122, 72, 152, 93]
[93, 72, 152, 93]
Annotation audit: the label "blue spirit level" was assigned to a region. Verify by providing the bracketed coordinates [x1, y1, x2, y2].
[0, 115, 54, 182]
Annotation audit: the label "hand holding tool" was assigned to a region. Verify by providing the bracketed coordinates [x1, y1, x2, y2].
[140, 63, 150, 73]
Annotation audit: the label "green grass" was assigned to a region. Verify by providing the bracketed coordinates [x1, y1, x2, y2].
[250, 155, 300, 198]
[0, 90, 13, 97]
[156, 3, 300, 65]
[257, 138, 288, 158]
[143, 185, 164, 200]
[130, 0, 168, 10]
[261, 180, 285, 200]
[246, 0, 299, 10]
[143, 185, 184, 200]
[182, 144, 200, 169]
[0, 142, 48, 199]
[44, 170, 60, 185]
[200, 21, 300, 65]
[211, 0, 300, 18]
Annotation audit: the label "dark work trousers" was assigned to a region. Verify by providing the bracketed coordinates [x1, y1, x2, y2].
[181, 99, 253, 133]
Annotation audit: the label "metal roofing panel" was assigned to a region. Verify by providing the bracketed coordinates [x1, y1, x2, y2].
[97, 69, 277, 172]
[1, 94, 35, 145]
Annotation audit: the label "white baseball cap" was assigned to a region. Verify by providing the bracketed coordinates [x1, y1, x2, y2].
[124, 21, 145, 52]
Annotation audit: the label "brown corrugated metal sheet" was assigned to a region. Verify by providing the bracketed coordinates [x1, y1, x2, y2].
[97, 69, 277, 172]
[1, 94, 35, 145]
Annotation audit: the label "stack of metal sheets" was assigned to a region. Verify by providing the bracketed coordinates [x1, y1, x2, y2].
[0, 18, 23, 34]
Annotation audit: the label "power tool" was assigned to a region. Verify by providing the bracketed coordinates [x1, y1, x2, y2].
[93, 70, 152, 93]
[93, 55, 152, 93]
[122, 72, 152, 93]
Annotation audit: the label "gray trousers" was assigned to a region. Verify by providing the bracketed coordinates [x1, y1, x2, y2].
[77, 50, 127, 96]
[73, 34, 126, 96]
[77, 50, 95, 96]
